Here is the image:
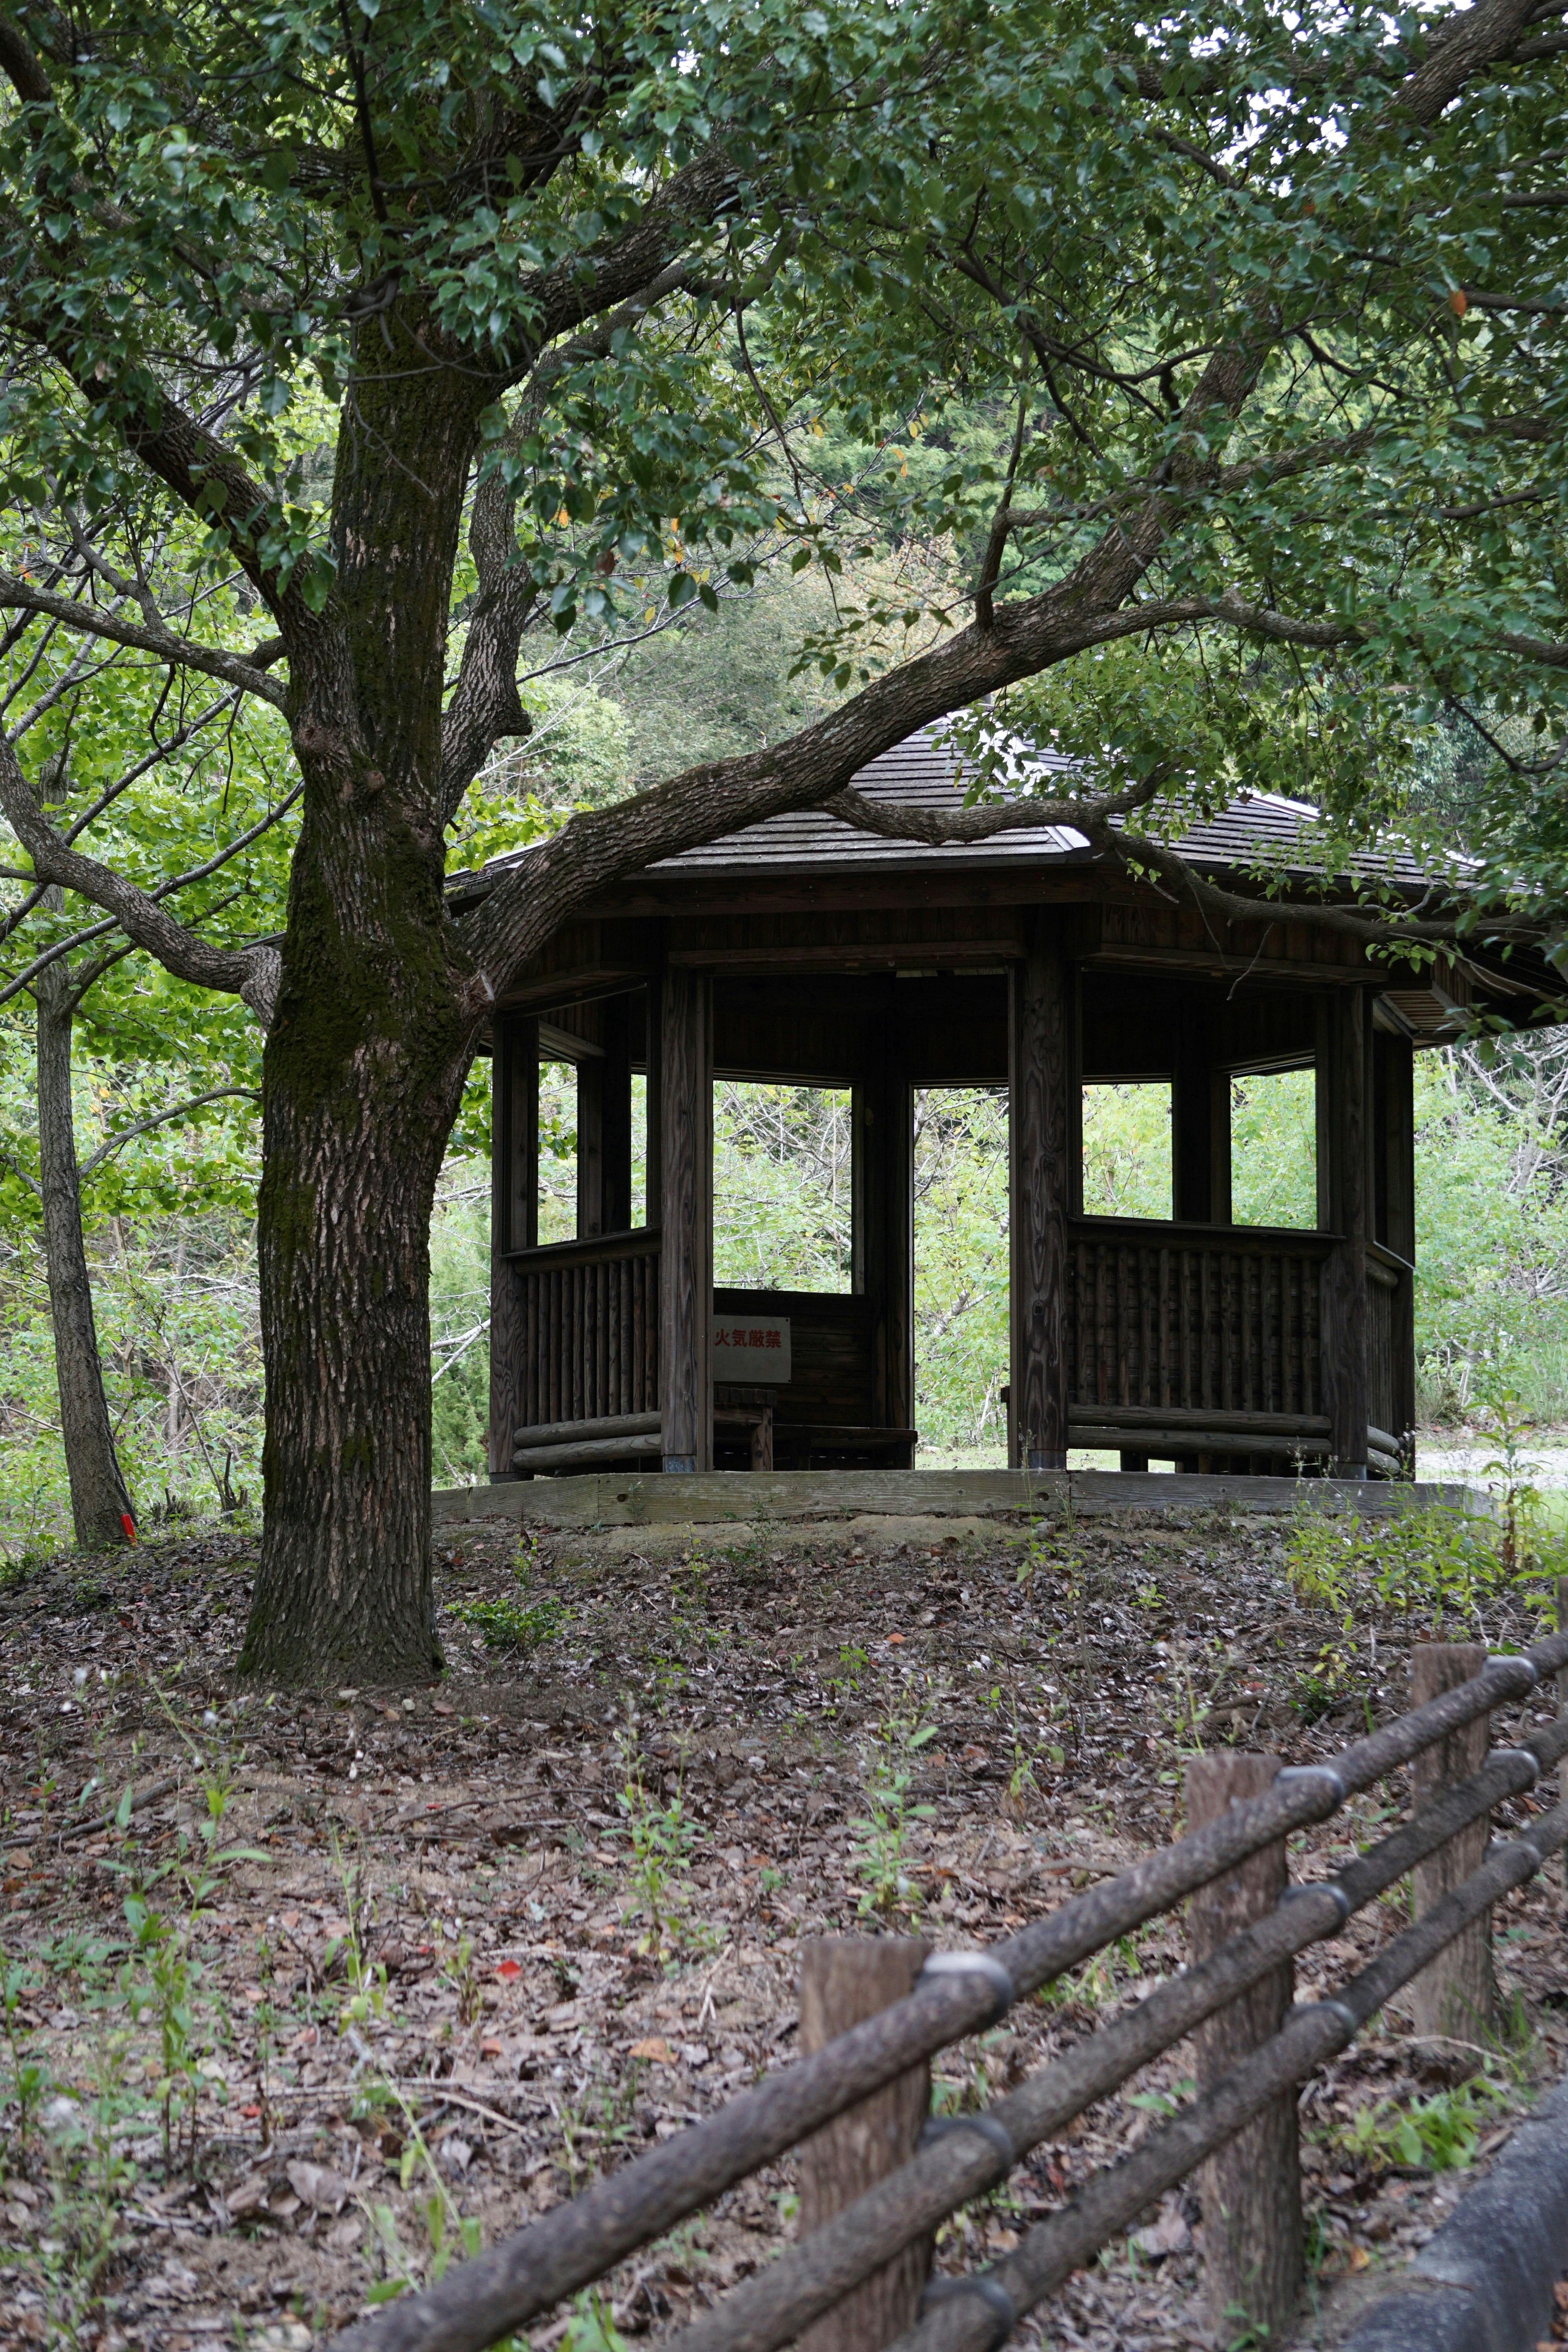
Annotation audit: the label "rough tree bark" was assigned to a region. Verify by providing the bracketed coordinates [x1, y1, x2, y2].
[235, 347, 486, 1683]
[33, 953, 136, 1549]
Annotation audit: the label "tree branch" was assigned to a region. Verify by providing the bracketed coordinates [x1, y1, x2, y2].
[0, 742, 298, 1020]
[439, 258, 694, 820]
[0, 569, 288, 706]
[0, 11, 50, 102]
[79, 1087, 261, 1177]
[822, 769, 1167, 844]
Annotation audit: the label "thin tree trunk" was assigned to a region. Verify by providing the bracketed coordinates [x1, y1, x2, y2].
[34, 958, 135, 1548]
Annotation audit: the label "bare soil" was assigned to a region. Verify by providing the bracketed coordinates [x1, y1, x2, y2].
[2, 1499, 1565, 2352]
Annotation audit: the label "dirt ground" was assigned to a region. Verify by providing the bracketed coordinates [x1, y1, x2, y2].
[2, 1497, 1566, 2352]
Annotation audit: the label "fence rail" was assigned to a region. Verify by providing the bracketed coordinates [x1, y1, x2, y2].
[327, 1625, 1568, 2352]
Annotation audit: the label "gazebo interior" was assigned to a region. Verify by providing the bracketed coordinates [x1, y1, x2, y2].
[470, 730, 1539, 1485]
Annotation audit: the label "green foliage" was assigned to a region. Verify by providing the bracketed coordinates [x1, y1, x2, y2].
[1334, 2074, 1510, 2176]
[614, 1723, 701, 1957]
[451, 1541, 566, 1655]
[1283, 1489, 1567, 1629]
[849, 1691, 938, 1917]
[713, 1084, 853, 1292]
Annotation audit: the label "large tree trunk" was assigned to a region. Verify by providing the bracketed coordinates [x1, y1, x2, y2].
[236, 344, 484, 1684]
[34, 958, 136, 1549]
[236, 960, 472, 1682]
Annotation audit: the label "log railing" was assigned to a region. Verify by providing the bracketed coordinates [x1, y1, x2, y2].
[1367, 1241, 1415, 1470]
[1067, 1215, 1330, 1425]
[508, 1227, 659, 1440]
[326, 1625, 1568, 2352]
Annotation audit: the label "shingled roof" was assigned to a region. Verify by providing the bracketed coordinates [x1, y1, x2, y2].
[646, 725, 1432, 887]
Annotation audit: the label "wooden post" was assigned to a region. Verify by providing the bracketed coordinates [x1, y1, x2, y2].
[599, 993, 634, 1236]
[797, 1938, 932, 2352]
[488, 1015, 538, 1479]
[855, 1054, 914, 1446]
[1186, 1752, 1302, 2340]
[1374, 1024, 1417, 1467]
[1009, 914, 1072, 1470]
[1320, 988, 1370, 1477]
[659, 965, 713, 1472]
[641, 971, 664, 1229]
[1173, 998, 1230, 1225]
[1410, 1642, 1493, 2039]
[577, 1049, 604, 1241]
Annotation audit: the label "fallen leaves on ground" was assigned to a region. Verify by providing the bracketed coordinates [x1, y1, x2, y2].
[0, 1500, 1564, 2351]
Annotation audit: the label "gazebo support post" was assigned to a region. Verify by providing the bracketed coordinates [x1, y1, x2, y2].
[659, 965, 713, 1472]
[1009, 913, 1072, 1472]
[488, 1013, 539, 1480]
[1321, 986, 1370, 1477]
[855, 1054, 915, 1455]
[1173, 996, 1232, 1225]
[1374, 1023, 1417, 1469]
[578, 993, 633, 1238]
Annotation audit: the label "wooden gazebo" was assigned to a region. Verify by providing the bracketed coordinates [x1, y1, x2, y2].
[464, 729, 1534, 1483]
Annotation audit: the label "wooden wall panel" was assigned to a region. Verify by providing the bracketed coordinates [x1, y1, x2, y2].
[1065, 1221, 1327, 1423]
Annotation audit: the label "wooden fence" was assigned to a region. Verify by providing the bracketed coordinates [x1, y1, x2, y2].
[327, 1619, 1568, 2352]
[509, 1229, 660, 1440]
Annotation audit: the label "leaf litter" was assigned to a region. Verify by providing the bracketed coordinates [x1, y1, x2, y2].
[0, 1498, 1565, 2350]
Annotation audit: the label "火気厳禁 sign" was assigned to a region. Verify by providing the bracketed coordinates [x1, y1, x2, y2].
[710, 1316, 791, 1381]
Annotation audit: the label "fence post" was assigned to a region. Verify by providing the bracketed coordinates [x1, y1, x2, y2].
[796, 1938, 933, 2352]
[1186, 1752, 1302, 2341]
[1410, 1642, 1493, 2039]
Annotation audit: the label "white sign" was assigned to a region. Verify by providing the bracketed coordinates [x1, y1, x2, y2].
[712, 1315, 791, 1382]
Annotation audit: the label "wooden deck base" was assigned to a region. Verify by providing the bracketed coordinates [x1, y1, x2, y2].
[434, 1467, 1478, 1529]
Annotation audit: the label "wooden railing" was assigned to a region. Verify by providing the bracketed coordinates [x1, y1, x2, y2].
[508, 1227, 659, 1434]
[1368, 1241, 1414, 1464]
[327, 1624, 1568, 2352]
[504, 1218, 1405, 1472]
[1067, 1215, 1330, 1421]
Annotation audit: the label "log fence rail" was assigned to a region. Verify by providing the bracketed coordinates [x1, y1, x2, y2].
[328, 1623, 1568, 2352]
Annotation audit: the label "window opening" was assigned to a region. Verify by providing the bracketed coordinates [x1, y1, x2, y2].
[1081, 1082, 1174, 1218]
[712, 1082, 852, 1291]
[537, 1060, 578, 1245]
[1230, 1067, 1317, 1228]
[913, 1087, 1009, 1468]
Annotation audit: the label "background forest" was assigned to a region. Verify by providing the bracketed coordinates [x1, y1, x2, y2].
[3, 565, 1564, 1546]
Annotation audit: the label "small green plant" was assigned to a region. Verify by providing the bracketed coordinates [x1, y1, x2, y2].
[849, 1693, 937, 1916]
[827, 1643, 870, 1702]
[1285, 1484, 1558, 1631]
[559, 2290, 628, 2352]
[614, 1723, 699, 1955]
[453, 1543, 567, 1655]
[365, 2097, 483, 2304]
[1125, 2074, 1196, 2120]
[1292, 1634, 1357, 1725]
[1333, 2072, 1510, 2174]
[0, 1943, 51, 2155]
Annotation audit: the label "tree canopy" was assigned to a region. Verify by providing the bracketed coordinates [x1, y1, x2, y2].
[1, 0, 1565, 1675]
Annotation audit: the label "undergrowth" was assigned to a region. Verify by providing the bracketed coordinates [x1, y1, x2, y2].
[451, 1535, 567, 1655]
